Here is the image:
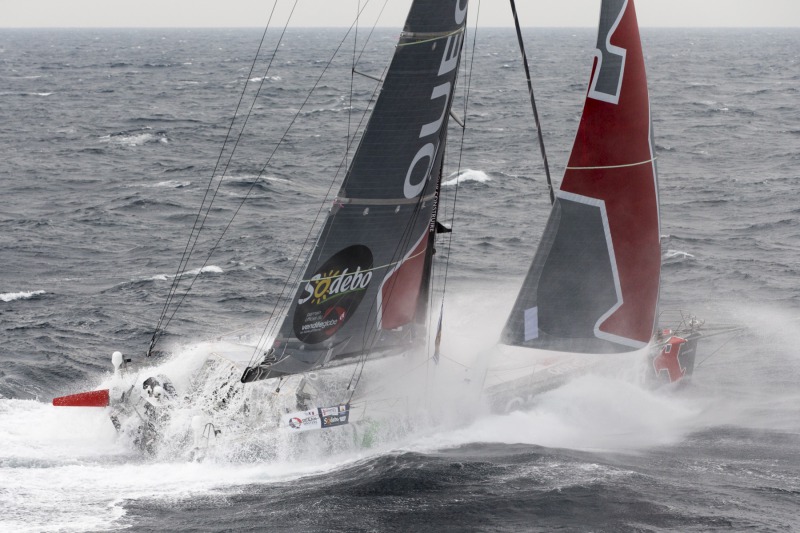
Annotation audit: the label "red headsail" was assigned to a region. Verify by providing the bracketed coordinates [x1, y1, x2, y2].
[502, 0, 660, 353]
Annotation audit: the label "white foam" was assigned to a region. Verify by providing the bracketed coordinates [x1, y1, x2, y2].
[1, 290, 45, 302]
[405, 375, 701, 454]
[442, 169, 491, 187]
[149, 265, 223, 282]
[100, 132, 167, 147]
[152, 180, 191, 188]
[664, 249, 695, 259]
[0, 397, 365, 533]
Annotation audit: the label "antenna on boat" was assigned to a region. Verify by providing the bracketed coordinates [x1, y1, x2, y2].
[508, 0, 554, 204]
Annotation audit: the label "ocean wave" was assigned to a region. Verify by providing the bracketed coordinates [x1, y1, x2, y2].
[150, 266, 223, 282]
[442, 169, 491, 188]
[1, 290, 46, 303]
[152, 180, 191, 188]
[664, 249, 695, 261]
[100, 128, 169, 147]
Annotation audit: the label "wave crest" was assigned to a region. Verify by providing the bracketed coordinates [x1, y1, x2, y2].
[1, 290, 46, 303]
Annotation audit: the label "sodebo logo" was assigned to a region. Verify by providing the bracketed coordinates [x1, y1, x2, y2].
[293, 245, 374, 344]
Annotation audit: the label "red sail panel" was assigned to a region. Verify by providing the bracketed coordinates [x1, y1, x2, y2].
[53, 389, 110, 407]
[378, 231, 429, 330]
[560, 0, 659, 346]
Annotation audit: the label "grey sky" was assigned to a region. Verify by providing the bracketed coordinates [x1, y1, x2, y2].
[2, 0, 799, 28]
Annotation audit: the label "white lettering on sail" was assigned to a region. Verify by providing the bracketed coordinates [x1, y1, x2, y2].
[404, 143, 436, 198]
[401, 0, 466, 199]
[455, 0, 468, 24]
[438, 33, 463, 76]
[298, 268, 373, 306]
[298, 274, 321, 305]
[419, 82, 451, 138]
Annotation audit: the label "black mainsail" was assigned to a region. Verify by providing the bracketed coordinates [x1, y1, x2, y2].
[243, 0, 469, 382]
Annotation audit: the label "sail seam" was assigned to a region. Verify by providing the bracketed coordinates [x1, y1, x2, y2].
[566, 156, 656, 170]
[337, 192, 436, 205]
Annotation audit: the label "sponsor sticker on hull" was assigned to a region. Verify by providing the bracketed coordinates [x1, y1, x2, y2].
[282, 404, 351, 432]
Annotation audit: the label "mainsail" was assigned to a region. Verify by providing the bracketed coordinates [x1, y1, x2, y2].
[243, 0, 469, 382]
[501, 0, 660, 354]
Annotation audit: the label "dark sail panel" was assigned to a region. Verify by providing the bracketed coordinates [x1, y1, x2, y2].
[243, 0, 468, 382]
[502, 0, 660, 354]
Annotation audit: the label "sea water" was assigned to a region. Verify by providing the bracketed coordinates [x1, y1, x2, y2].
[1, 27, 799, 531]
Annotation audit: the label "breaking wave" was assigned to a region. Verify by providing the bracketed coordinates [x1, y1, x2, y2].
[150, 266, 223, 282]
[1, 290, 46, 302]
[442, 169, 491, 187]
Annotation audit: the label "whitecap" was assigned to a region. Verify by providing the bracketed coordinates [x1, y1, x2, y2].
[442, 169, 491, 188]
[150, 266, 223, 282]
[153, 180, 191, 188]
[1, 290, 45, 303]
[665, 249, 695, 260]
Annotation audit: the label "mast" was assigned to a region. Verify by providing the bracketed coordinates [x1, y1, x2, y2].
[243, 0, 469, 382]
[508, 0, 553, 205]
[501, 0, 660, 354]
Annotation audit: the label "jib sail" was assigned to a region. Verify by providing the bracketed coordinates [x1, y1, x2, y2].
[243, 0, 468, 382]
[502, 0, 660, 354]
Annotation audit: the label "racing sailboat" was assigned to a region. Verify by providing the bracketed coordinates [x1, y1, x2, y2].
[235, 0, 469, 431]
[53, 0, 470, 450]
[483, 0, 702, 410]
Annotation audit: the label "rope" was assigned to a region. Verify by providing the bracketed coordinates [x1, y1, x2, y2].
[509, 0, 553, 205]
[148, 0, 286, 355]
[244, 0, 387, 372]
[566, 157, 658, 171]
[430, 0, 481, 364]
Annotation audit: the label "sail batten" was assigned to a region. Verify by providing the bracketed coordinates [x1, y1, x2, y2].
[501, 0, 659, 354]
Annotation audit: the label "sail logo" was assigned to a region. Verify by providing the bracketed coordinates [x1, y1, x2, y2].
[588, 0, 628, 104]
[402, 1, 466, 199]
[298, 267, 372, 306]
[293, 245, 373, 344]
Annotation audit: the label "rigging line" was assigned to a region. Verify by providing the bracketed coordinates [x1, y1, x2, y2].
[149, 0, 282, 353]
[249, 70, 386, 362]
[396, 28, 465, 47]
[346, 172, 435, 396]
[509, 0, 554, 205]
[348, 15, 478, 400]
[695, 332, 740, 369]
[248, 56, 388, 365]
[242, 4, 382, 369]
[424, 166, 445, 363]
[566, 157, 658, 170]
[151, 1, 300, 350]
[269, 70, 391, 358]
[295, 249, 428, 283]
[437, 0, 479, 328]
[346, 192, 430, 397]
[346, 0, 359, 169]
[153, 2, 285, 339]
[151, 3, 295, 352]
[354, 0, 390, 65]
[248, 63, 388, 365]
